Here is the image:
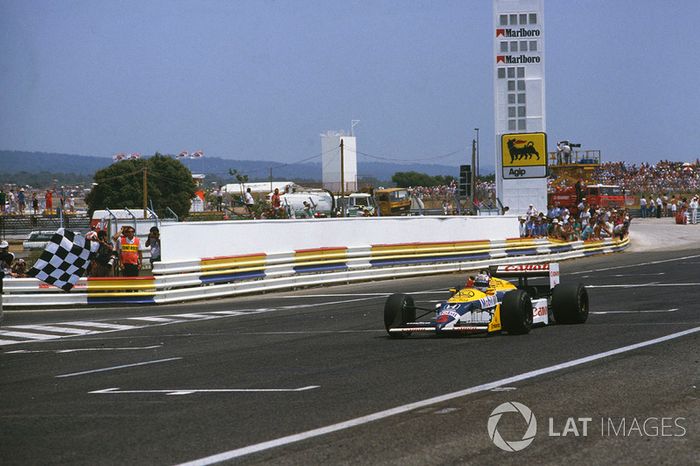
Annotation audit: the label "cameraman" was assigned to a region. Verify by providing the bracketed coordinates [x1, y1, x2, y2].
[145, 226, 161, 267]
[89, 230, 116, 277]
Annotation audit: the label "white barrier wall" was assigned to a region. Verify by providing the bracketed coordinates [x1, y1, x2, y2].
[160, 216, 520, 262]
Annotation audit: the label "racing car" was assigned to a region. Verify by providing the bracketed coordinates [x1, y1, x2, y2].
[384, 263, 588, 337]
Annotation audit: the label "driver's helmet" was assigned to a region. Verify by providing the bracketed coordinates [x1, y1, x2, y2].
[473, 273, 491, 291]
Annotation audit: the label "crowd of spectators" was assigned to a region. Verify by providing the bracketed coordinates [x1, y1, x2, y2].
[519, 202, 631, 241]
[592, 160, 700, 194]
[1, 185, 81, 216]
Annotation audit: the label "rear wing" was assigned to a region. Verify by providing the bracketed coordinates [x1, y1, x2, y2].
[491, 263, 560, 289]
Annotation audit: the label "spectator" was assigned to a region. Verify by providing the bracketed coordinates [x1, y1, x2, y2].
[518, 216, 527, 237]
[0, 189, 5, 214]
[271, 188, 282, 218]
[17, 188, 26, 214]
[10, 258, 27, 278]
[581, 220, 594, 240]
[45, 189, 53, 213]
[0, 240, 14, 273]
[112, 225, 142, 277]
[145, 226, 161, 265]
[32, 192, 39, 215]
[639, 196, 647, 218]
[690, 196, 699, 225]
[89, 231, 116, 277]
[655, 196, 662, 219]
[244, 187, 255, 216]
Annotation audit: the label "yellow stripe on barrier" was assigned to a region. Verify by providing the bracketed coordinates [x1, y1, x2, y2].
[87, 279, 156, 292]
[371, 241, 491, 257]
[200, 254, 267, 271]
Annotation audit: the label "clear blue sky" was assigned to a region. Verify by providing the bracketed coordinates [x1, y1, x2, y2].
[1, 0, 699, 171]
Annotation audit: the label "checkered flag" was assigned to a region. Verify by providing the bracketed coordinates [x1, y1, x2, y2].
[27, 228, 99, 291]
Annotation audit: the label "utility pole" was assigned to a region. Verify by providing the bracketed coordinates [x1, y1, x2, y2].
[143, 166, 148, 218]
[340, 139, 345, 217]
[471, 139, 477, 202]
[474, 127, 480, 178]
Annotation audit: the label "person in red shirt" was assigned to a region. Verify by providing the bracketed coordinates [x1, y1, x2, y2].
[112, 225, 142, 276]
[271, 188, 282, 218]
[45, 189, 53, 213]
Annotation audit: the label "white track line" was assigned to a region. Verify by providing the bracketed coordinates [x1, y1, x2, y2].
[591, 308, 678, 315]
[7, 345, 162, 354]
[11, 325, 97, 335]
[177, 326, 700, 466]
[90, 386, 320, 395]
[56, 357, 182, 378]
[569, 253, 700, 275]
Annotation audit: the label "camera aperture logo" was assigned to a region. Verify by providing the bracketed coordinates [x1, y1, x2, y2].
[487, 401, 537, 452]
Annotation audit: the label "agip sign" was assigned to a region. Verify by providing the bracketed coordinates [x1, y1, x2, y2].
[501, 132, 547, 179]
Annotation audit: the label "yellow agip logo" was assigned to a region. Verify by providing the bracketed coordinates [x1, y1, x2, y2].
[501, 133, 547, 167]
[501, 132, 547, 179]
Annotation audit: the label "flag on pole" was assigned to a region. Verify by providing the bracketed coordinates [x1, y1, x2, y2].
[26, 229, 99, 291]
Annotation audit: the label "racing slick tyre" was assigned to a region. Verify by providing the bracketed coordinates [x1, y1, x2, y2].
[384, 293, 416, 338]
[501, 289, 533, 335]
[552, 283, 589, 324]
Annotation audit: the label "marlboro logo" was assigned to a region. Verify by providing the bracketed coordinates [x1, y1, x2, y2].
[496, 28, 541, 38]
[497, 55, 541, 64]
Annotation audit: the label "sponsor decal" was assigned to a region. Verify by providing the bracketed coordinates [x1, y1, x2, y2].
[496, 55, 541, 64]
[479, 295, 498, 308]
[496, 28, 541, 38]
[439, 310, 461, 320]
[502, 264, 549, 272]
[534, 306, 547, 317]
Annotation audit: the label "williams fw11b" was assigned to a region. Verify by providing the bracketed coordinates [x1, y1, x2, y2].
[384, 263, 588, 337]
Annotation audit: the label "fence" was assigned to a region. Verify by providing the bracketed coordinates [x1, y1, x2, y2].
[2, 235, 629, 308]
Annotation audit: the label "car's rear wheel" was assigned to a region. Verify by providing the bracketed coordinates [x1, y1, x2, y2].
[501, 289, 533, 335]
[552, 283, 589, 324]
[384, 293, 416, 338]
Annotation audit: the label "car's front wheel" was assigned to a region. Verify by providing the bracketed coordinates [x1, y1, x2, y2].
[501, 289, 533, 335]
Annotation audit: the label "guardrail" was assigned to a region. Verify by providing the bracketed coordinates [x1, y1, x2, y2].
[2, 236, 629, 309]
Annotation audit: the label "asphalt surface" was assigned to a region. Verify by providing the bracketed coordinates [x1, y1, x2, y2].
[1, 249, 699, 465]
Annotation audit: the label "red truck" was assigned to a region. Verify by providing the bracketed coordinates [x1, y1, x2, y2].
[548, 184, 625, 214]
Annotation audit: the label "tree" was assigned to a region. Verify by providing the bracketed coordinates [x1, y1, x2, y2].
[86, 154, 196, 219]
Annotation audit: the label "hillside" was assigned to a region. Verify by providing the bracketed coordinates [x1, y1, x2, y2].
[0, 150, 488, 184]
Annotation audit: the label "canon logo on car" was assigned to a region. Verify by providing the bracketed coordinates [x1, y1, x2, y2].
[502, 264, 550, 272]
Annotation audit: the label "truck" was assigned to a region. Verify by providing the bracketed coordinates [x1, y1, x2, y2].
[548, 184, 625, 214]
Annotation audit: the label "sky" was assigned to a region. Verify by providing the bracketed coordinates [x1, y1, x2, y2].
[1, 0, 699, 172]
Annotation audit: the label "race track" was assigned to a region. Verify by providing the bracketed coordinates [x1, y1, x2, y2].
[1, 249, 698, 465]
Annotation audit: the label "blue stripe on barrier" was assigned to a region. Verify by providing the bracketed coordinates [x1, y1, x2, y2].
[87, 296, 156, 305]
[549, 245, 573, 253]
[505, 248, 538, 257]
[294, 263, 348, 274]
[200, 270, 266, 284]
[371, 252, 491, 267]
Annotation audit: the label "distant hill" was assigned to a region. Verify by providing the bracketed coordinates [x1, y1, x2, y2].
[0, 150, 492, 184]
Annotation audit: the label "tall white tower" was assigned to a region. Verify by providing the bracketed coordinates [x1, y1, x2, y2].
[493, 0, 547, 215]
[321, 131, 357, 193]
